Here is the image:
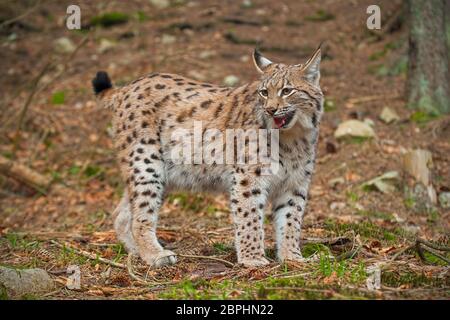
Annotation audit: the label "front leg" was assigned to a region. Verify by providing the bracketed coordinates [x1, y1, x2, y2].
[230, 170, 269, 267]
[273, 187, 308, 262]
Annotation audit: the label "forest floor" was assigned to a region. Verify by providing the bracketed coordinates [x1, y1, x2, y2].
[0, 0, 449, 300]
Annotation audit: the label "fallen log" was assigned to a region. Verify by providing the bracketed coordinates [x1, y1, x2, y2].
[0, 154, 52, 193]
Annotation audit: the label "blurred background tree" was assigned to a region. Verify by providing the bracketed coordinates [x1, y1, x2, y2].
[406, 0, 449, 115]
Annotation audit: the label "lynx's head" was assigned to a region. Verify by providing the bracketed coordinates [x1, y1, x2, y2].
[253, 47, 323, 131]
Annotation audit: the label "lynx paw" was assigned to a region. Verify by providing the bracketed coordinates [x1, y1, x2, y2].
[240, 256, 270, 267]
[141, 249, 177, 268]
[278, 250, 306, 263]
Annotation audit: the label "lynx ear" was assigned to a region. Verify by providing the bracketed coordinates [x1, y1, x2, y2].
[302, 46, 321, 86]
[253, 49, 273, 73]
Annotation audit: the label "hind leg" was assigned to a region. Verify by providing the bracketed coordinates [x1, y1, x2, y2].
[113, 190, 138, 254]
[119, 135, 177, 268]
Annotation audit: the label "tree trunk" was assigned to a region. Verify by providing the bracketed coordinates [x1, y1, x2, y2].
[407, 0, 450, 115]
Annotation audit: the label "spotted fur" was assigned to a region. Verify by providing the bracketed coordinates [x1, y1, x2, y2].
[96, 47, 324, 268]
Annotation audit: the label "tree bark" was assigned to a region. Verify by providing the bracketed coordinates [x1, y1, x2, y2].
[407, 0, 450, 115]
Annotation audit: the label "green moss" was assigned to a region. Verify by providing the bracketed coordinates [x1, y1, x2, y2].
[346, 191, 359, 203]
[135, 11, 149, 22]
[2, 233, 40, 251]
[0, 285, 8, 300]
[167, 192, 213, 213]
[212, 242, 233, 254]
[382, 270, 445, 288]
[410, 111, 438, 124]
[57, 246, 89, 265]
[323, 98, 336, 112]
[324, 220, 402, 244]
[369, 49, 388, 61]
[51, 91, 65, 105]
[356, 210, 395, 222]
[305, 10, 335, 22]
[341, 136, 371, 145]
[301, 243, 330, 258]
[90, 12, 129, 28]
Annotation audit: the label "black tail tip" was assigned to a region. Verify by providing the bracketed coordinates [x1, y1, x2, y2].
[92, 71, 112, 95]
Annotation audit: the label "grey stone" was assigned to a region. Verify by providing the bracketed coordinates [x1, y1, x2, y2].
[223, 75, 239, 87]
[334, 120, 376, 139]
[0, 267, 55, 299]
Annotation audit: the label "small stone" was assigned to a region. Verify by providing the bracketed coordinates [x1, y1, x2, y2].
[438, 192, 450, 209]
[402, 224, 421, 235]
[223, 75, 239, 87]
[7, 33, 17, 41]
[98, 38, 116, 53]
[362, 171, 400, 194]
[199, 50, 215, 59]
[149, 0, 170, 9]
[242, 0, 253, 8]
[330, 202, 346, 211]
[379, 107, 400, 124]
[161, 34, 176, 44]
[334, 120, 376, 139]
[54, 37, 75, 54]
[364, 118, 375, 127]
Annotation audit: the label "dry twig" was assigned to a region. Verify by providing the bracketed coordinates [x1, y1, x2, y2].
[178, 254, 235, 267]
[50, 240, 126, 269]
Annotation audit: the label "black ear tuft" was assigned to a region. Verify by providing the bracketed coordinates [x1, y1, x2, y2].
[92, 71, 112, 95]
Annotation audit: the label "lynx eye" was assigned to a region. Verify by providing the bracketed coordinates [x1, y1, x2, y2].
[281, 87, 294, 96]
[259, 89, 268, 98]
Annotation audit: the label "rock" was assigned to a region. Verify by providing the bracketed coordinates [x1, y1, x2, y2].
[330, 202, 346, 211]
[54, 37, 75, 54]
[363, 118, 375, 127]
[334, 120, 376, 139]
[161, 34, 176, 44]
[379, 107, 400, 124]
[403, 149, 436, 204]
[223, 75, 239, 87]
[392, 213, 405, 223]
[149, 0, 170, 9]
[0, 267, 54, 299]
[242, 0, 253, 8]
[362, 171, 400, 194]
[199, 50, 215, 59]
[402, 224, 420, 235]
[98, 38, 116, 53]
[7, 33, 17, 41]
[438, 192, 450, 209]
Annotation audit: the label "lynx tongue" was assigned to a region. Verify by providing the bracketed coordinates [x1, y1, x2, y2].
[274, 116, 286, 129]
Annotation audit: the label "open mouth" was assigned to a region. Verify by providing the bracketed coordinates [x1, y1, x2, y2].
[273, 111, 295, 129]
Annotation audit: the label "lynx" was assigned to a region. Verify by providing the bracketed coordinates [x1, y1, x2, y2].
[92, 47, 324, 268]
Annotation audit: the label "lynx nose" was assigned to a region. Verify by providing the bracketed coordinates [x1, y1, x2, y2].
[266, 108, 277, 116]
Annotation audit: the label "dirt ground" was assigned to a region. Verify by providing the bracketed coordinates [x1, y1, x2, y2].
[0, 0, 449, 300]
